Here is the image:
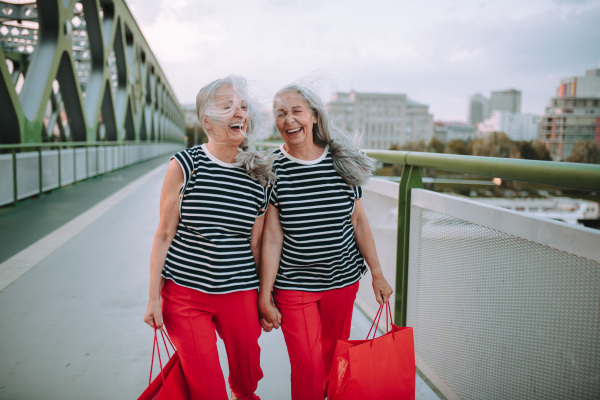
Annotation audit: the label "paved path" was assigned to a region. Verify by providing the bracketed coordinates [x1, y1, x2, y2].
[0, 156, 440, 399]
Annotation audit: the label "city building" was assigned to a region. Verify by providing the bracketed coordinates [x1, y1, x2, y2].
[434, 121, 477, 143]
[490, 89, 522, 113]
[326, 91, 434, 150]
[540, 66, 600, 161]
[468, 93, 490, 125]
[477, 111, 541, 141]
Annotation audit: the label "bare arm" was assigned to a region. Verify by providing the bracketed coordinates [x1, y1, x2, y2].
[258, 205, 283, 331]
[143, 160, 184, 329]
[351, 199, 393, 305]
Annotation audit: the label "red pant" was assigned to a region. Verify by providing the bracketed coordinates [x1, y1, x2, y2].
[273, 282, 359, 400]
[161, 280, 262, 400]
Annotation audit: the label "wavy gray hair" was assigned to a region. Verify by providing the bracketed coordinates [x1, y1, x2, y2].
[196, 75, 275, 186]
[274, 84, 375, 186]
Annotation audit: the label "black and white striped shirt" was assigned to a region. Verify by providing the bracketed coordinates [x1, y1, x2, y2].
[161, 144, 269, 294]
[271, 145, 367, 291]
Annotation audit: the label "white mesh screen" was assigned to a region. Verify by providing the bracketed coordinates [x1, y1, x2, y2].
[407, 189, 600, 399]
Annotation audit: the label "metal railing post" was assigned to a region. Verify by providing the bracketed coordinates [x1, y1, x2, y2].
[38, 146, 43, 196]
[73, 144, 77, 183]
[57, 146, 62, 188]
[12, 148, 17, 206]
[395, 164, 423, 327]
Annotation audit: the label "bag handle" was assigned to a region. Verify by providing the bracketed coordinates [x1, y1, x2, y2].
[366, 302, 393, 340]
[148, 327, 176, 391]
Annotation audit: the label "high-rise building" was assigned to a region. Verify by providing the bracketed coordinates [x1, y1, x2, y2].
[477, 111, 541, 141]
[326, 91, 434, 150]
[490, 89, 522, 113]
[540, 67, 600, 161]
[468, 93, 490, 125]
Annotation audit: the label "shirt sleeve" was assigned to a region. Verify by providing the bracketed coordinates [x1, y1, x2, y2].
[352, 185, 363, 200]
[170, 149, 194, 185]
[268, 179, 279, 208]
[257, 181, 273, 217]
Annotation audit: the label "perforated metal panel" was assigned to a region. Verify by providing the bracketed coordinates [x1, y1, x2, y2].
[407, 189, 600, 399]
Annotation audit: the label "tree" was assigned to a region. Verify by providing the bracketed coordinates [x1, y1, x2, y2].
[399, 140, 426, 152]
[515, 141, 537, 160]
[445, 139, 468, 155]
[565, 140, 600, 164]
[532, 141, 552, 161]
[427, 137, 445, 153]
[471, 131, 516, 158]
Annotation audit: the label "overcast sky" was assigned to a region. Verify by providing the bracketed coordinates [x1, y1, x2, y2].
[126, 0, 600, 121]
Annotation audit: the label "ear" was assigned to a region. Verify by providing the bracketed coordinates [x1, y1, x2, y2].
[203, 116, 212, 132]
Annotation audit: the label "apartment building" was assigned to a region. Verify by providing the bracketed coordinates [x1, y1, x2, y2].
[540, 67, 600, 161]
[327, 91, 434, 150]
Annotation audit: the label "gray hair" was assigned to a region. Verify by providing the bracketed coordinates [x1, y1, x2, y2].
[196, 75, 275, 186]
[274, 84, 375, 186]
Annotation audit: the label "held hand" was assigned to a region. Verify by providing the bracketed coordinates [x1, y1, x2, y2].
[258, 301, 282, 332]
[143, 299, 163, 329]
[372, 274, 393, 305]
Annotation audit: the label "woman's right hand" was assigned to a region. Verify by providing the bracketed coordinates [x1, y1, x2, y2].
[258, 299, 282, 332]
[143, 298, 163, 329]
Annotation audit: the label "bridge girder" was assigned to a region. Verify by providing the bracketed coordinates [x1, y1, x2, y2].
[0, 0, 185, 144]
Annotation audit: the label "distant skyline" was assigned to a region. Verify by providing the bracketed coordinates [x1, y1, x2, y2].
[126, 0, 600, 122]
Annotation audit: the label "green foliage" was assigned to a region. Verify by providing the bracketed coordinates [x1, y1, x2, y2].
[396, 140, 426, 152]
[384, 133, 568, 162]
[565, 140, 600, 164]
[445, 139, 468, 155]
[427, 137, 445, 153]
[471, 132, 516, 158]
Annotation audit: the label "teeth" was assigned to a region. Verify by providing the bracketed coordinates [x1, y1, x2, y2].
[230, 123, 243, 129]
[287, 128, 301, 133]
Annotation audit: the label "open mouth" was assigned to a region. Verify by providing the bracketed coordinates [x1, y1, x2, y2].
[286, 127, 302, 134]
[229, 122, 245, 132]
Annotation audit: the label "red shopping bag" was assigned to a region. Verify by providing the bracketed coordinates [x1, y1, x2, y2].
[328, 303, 415, 400]
[138, 327, 189, 400]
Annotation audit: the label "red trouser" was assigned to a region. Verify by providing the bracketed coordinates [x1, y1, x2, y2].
[161, 279, 263, 400]
[273, 282, 359, 400]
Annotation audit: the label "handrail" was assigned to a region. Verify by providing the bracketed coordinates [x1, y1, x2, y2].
[0, 141, 180, 151]
[1, 142, 182, 207]
[363, 149, 600, 192]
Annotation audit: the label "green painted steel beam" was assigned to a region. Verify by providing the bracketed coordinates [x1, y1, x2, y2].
[0, 0, 185, 145]
[365, 149, 600, 192]
[395, 165, 423, 327]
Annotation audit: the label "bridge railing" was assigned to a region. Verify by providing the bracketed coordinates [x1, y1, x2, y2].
[0, 141, 183, 206]
[259, 142, 600, 399]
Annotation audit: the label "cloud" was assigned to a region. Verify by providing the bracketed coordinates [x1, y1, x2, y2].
[126, 0, 600, 120]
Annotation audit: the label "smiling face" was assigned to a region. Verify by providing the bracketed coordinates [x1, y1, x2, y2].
[274, 91, 317, 149]
[204, 84, 249, 146]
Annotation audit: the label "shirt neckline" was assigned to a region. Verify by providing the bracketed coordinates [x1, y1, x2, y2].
[201, 144, 236, 168]
[279, 144, 328, 165]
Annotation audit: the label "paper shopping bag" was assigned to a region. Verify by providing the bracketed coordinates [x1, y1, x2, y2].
[138, 327, 189, 400]
[328, 304, 415, 400]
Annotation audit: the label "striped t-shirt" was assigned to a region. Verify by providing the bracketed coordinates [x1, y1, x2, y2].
[271, 145, 367, 291]
[161, 144, 269, 294]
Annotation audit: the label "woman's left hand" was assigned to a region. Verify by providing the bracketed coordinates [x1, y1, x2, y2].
[372, 273, 393, 305]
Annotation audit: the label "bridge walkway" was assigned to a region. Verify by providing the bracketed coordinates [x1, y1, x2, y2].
[0, 156, 440, 399]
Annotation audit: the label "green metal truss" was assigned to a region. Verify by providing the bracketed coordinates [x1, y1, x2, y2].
[0, 0, 184, 144]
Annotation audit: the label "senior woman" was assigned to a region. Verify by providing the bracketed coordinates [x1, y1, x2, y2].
[143, 76, 273, 400]
[258, 83, 394, 400]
